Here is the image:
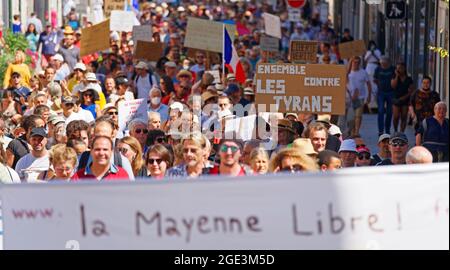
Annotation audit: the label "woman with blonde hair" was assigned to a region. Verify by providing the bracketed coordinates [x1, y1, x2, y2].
[249, 148, 269, 175]
[270, 148, 318, 174]
[3, 49, 32, 88]
[40, 144, 78, 181]
[117, 136, 145, 177]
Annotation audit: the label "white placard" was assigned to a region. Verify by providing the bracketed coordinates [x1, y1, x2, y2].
[132, 25, 153, 45]
[288, 8, 302, 22]
[117, 98, 146, 134]
[0, 164, 448, 250]
[110, 10, 139, 32]
[263, 12, 282, 39]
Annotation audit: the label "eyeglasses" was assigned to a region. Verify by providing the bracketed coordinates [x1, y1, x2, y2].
[83, 93, 93, 97]
[147, 158, 163, 165]
[390, 141, 407, 147]
[281, 164, 303, 173]
[220, 145, 239, 154]
[108, 111, 118, 116]
[357, 153, 371, 160]
[134, 128, 148, 134]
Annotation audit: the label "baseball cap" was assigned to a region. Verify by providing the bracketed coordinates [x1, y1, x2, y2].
[329, 125, 342, 137]
[135, 61, 148, 70]
[115, 77, 129, 86]
[378, 133, 391, 143]
[356, 145, 371, 154]
[48, 115, 65, 125]
[165, 61, 177, 68]
[285, 113, 299, 120]
[61, 96, 77, 105]
[85, 72, 97, 81]
[53, 54, 64, 62]
[338, 139, 357, 153]
[389, 132, 408, 144]
[30, 127, 48, 138]
[224, 84, 240, 96]
[74, 63, 86, 71]
[170, 102, 184, 112]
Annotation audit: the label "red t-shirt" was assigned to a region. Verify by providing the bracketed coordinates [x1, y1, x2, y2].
[208, 165, 246, 176]
[71, 166, 130, 181]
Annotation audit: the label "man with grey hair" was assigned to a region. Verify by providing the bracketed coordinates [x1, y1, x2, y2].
[148, 112, 161, 131]
[374, 55, 396, 136]
[148, 87, 169, 123]
[406, 146, 433, 164]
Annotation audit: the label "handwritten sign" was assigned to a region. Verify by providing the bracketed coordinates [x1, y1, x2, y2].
[104, 0, 125, 18]
[338, 40, 367, 60]
[132, 25, 153, 45]
[290, 40, 318, 63]
[80, 20, 110, 57]
[184, 17, 236, 53]
[255, 63, 347, 115]
[263, 13, 281, 39]
[260, 36, 280, 52]
[110, 10, 138, 32]
[134, 41, 164, 61]
[117, 98, 146, 134]
[0, 164, 448, 249]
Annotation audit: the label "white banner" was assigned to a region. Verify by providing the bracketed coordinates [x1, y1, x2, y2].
[117, 98, 146, 134]
[0, 164, 448, 250]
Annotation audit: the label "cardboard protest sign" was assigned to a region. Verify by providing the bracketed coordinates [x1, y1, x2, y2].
[104, 0, 125, 18]
[134, 41, 164, 61]
[338, 40, 367, 60]
[260, 36, 280, 52]
[187, 49, 221, 67]
[263, 12, 282, 39]
[290, 40, 318, 63]
[132, 25, 153, 45]
[118, 98, 146, 134]
[2, 164, 448, 249]
[255, 63, 347, 115]
[80, 19, 110, 57]
[184, 17, 236, 53]
[110, 10, 139, 32]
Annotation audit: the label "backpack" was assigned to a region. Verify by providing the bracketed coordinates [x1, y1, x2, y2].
[77, 149, 123, 171]
[134, 69, 155, 88]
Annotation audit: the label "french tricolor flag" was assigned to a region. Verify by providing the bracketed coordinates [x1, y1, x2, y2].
[223, 26, 246, 84]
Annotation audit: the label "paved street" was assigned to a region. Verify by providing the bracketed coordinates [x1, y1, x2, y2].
[360, 113, 416, 153]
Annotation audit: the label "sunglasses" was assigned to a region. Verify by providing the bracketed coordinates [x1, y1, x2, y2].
[147, 158, 163, 165]
[83, 93, 93, 97]
[108, 111, 118, 116]
[281, 164, 303, 173]
[118, 147, 133, 155]
[220, 145, 239, 154]
[134, 128, 148, 134]
[390, 141, 407, 147]
[356, 144, 366, 148]
[357, 153, 371, 160]
[155, 137, 166, 144]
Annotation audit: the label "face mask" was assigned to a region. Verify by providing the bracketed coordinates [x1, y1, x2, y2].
[183, 65, 190, 70]
[151, 97, 161, 105]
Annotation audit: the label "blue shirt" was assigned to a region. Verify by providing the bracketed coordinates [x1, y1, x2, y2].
[38, 31, 60, 55]
[148, 103, 169, 124]
[419, 117, 449, 152]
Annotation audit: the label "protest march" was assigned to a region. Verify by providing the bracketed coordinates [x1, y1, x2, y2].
[0, 0, 448, 251]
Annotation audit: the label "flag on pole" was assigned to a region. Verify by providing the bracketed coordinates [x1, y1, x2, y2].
[223, 26, 246, 84]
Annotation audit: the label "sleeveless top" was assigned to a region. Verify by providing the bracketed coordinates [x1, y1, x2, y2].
[81, 103, 96, 119]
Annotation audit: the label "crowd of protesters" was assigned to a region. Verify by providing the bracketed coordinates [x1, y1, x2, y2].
[0, 1, 448, 183]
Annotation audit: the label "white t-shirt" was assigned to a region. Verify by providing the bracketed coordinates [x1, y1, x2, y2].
[135, 74, 152, 100]
[109, 91, 135, 104]
[348, 69, 370, 100]
[63, 111, 84, 125]
[77, 108, 95, 123]
[15, 153, 50, 182]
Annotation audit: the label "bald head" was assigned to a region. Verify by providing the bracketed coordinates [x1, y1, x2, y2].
[406, 146, 433, 164]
